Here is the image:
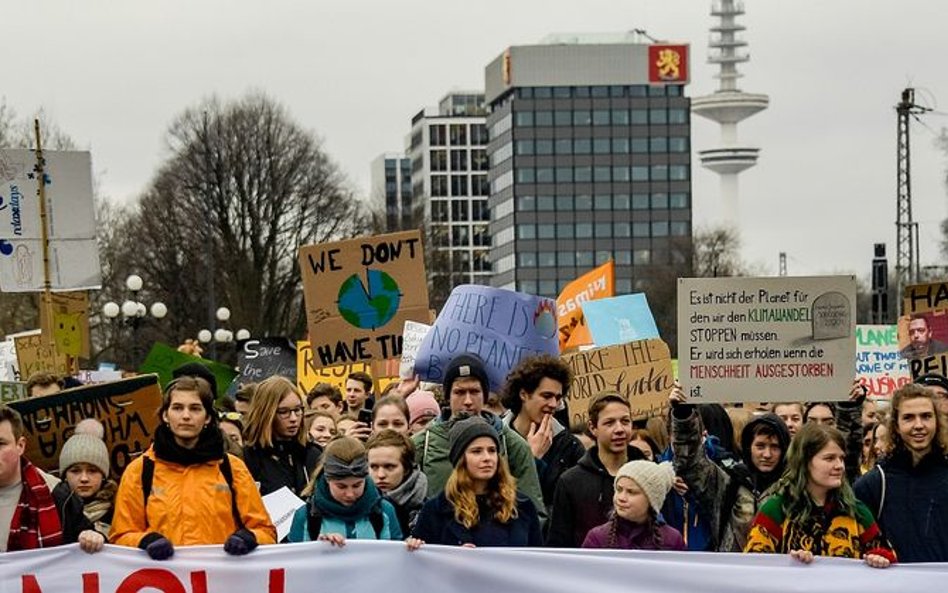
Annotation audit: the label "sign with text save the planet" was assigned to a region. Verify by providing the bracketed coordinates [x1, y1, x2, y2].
[413, 285, 560, 392]
[299, 230, 430, 370]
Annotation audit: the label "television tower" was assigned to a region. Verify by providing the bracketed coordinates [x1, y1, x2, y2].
[692, 0, 769, 225]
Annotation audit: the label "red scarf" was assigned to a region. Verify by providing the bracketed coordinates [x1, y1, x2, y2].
[7, 459, 63, 551]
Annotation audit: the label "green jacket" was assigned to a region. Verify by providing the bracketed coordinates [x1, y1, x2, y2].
[412, 411, 547, 522]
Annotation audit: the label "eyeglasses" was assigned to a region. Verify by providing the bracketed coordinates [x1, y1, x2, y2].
[219, 411, 243, 422]
[276, 406, 305, 419]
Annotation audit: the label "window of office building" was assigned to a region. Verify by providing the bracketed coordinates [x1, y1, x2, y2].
[592, 110, 610, 126]
[518, 252, 536, 267]
[631, 138, 648, 153]
[574, 138, 591, 154]
[471, 149, 488, 171]
[430, 150, 447, 171]
[631, 109, 648, 124]
[669, 137, 688, 152]
[594, 166, 611, 183]
[652, 193, 669, 209]
[470, 123, 489, 145]
[649, 109, 668, 125]
[538, 252, 557, 267]
[555, 111, 572, 126]
[451, 175, 468, 196]
[612, 109, 630, 125]
[515, 112, 534, 127]
[431, 200, 448, 222]
[633, 249, 651, 265]
[593, 138, 611, 154]
[430, 125, 447, 146]
[652, 221, 669, 237]
[557, 223, 574, 239]
[615, 251, 631, 265]
[472, 201, 491, 223]
[536, 139, 554, 155]
[472, 175, 489, 196]
[576, 222, 593, 238]
[612, 166, 630, 182]
[612, 138, 630, 153]
[452, 225, 470, 245]
[632, 193, 649, 210]
[515, 139, 534, 155]
[517, 224, 535, 239]
[575, 194, 593, 210]
[594, 194, 611, 210]
[473, 250, 491, 271]
[472, 224, 490, 246]
[516, 168, 535, 183]
[596, 251, 611, 265]
[669, 109, 688, 125]
[650, 137, 668, 152]
[450, 125, 467, 145]
[431, 175, 448, 197]
[536, 111, 553, 126]
[558, 251, 575, 266]
[651, 165, 668, 181]
[537, 195, 555, 211]
[452, 200, 469, 221]
[555, 138, 572, 154]
[518, 280, 538, 294]
[576, 251, 594, 267]
[450, 150, 468, 171]
[595, 222, 612, 237]
[538, 224, 556, 239]
[670, 165, 689, 181]
[553, 86, 571, 98]
[539, 280, 557, 297]
[614, 194, 630, 210]
[556, 167, 573, 183]
[556, 195, 573, 211]
[632, 222, 650, 237]
[616, 278, 633, 294]
[537, 167, 554, 183]
[670, 192, 689, 209]
[614, 222, 630, 237]
[671, 221, 690, 236]
[534, 87, 552, 98]
[573, 110, 592, 126]
[631, 166, 649, 181]
[575, 166, 592, 183]
[516, 195, 535, 211]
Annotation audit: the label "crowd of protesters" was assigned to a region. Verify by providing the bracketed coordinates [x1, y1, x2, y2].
[2, 354, 947, 569]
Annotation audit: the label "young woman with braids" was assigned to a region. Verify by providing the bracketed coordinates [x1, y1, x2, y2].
[744, 422, 895, 567]
[582, 460, 685, 550]
[411, 416, 542, 547]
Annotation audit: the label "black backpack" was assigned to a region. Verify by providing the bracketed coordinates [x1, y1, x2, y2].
[140, 454, 245, 530]
[306, 500, 385, 540]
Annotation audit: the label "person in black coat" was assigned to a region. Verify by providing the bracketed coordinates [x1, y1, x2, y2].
[412, 417, 542, 547]
[242, 376, 320, 496]
[501, 355, 585, 513]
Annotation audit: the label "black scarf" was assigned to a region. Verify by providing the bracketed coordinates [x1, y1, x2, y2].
[153, 423, 226, 466]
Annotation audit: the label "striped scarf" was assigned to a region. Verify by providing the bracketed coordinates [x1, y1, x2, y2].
[7, 460, 63, 551]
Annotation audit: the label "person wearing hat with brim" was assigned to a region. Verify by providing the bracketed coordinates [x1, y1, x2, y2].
[410, 354, 545, 522]
[55, 433, 118, 537]
[582, 460, 685, 550]
[411, 416, 542, 547]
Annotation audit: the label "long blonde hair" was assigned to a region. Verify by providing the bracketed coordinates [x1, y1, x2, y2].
[445, 454, 518, 529]
[243, 376, 306, 448]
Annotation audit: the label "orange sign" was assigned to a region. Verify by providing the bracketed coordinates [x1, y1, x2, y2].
[557, 261, 615, 351]
[648, 44, 689, 84]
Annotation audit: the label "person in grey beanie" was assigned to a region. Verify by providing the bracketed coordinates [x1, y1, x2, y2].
[56, 433, 118, 536]
[411, 354, 545, 522]
[411, 416, 542, 547]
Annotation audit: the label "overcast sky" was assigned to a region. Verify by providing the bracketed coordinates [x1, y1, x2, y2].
[4, 0, 947, 280]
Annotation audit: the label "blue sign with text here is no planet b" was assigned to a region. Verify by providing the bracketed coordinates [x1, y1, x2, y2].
[582, 293, 660, 347]
[413, 285, 559, 392]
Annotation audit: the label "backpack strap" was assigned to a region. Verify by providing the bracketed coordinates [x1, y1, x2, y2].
[220, 455, 245, 531]
[307, 503, 323, 541]
[141, 456, 155, 509]
[877, 465, 886, 518]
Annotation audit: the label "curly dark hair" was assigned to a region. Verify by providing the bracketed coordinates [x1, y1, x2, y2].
[501, 355, 572, 416]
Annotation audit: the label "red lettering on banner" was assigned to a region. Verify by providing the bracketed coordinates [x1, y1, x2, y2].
[21, 573, 101, 593]
[269, 569, 285, 593]
[115, 569, 187, 593]
[190, 572, 207, 593]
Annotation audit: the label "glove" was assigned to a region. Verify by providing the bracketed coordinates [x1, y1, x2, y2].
[224, 528, 258, 556]
[139, 533, 174, 560]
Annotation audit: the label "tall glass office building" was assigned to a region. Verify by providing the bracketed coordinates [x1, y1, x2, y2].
[485, 34, 693, 297]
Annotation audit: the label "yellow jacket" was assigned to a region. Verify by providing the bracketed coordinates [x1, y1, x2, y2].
[110, 448, 276, 548]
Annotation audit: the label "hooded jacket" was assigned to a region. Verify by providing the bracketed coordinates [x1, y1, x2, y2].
[545, 445, 646, 547]
[502, 412, 586, 511]
[673, 407, 789, 552]
[412, 411, 545, 521]
[854, 447, 948, 562]
[110, 426, 276, 548]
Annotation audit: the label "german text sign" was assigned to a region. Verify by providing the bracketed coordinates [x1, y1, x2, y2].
[562, 338, 673, 423]
[414, 285, 559, 392]
[677, 276, 856, 403]
[299, 230, 430, 370]
[8, 374, 161, 476]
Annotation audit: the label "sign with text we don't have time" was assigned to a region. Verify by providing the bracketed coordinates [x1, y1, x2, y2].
[678, 275, 856, 404]
[8, 374, 162, 477]
[299, 231, 430, 370]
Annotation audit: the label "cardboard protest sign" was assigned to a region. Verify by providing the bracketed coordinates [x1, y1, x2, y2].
[562, 338, 673, 424]
[7, 374, 161, 476]
[678, 276, 856, 404]
[298, 230, 430, 370]
[0, 381, 26, 403]
[414, 285, 559, 392]
[39, 290, 91, 359]
[557, 261, 614, 351]
[582, 294, 659, 347]
[14, 333, 70, 379]
[237, 337, 297, 384]
[0, 149, 101, 291]
[296, 341, 397, 395]
[400, 321, 431, 378]
[856, 325, 911, 398]
[138, 342, 237, 399]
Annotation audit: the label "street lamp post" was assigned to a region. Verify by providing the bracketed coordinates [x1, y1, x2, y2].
[102, 274, 167, 368]
[197, 306, 250, 361]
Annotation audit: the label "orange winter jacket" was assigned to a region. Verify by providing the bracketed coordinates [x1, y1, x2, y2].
[110, 448, 276, 548]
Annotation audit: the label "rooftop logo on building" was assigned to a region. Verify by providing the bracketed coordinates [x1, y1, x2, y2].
[502, 48, 512, 86]
[648, 45, 689, 84]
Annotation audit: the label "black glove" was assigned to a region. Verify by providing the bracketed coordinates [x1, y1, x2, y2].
[139, 533, 174, 560]
[224, 528, 258, 556]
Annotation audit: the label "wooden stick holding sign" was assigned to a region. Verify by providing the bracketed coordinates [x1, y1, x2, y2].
[7, 374, 162, 477]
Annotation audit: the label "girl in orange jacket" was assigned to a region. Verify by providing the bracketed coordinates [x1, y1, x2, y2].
[110, 376, 276, 559]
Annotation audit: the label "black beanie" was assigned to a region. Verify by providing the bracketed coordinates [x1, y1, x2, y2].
[442, 354, 490, 397]
[448, 416, 499, 466]
[916, 373, 948, 393]
[172, 362, 218, 397]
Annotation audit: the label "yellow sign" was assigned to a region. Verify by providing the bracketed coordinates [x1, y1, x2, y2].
[296, 341, 397, 395]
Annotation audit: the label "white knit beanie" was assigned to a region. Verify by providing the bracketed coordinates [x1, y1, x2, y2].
[59, 434, 110, 477]
[614, 460, 675, 514]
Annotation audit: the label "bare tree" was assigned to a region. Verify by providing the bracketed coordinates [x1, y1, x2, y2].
[106, 92, 370, 366]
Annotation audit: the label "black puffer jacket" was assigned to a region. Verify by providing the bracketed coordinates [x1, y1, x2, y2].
[545, 446, 645, 547]
[242, 440, 322, 497]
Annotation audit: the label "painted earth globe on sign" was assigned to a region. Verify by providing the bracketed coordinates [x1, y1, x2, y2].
[337, 269, 402, 330]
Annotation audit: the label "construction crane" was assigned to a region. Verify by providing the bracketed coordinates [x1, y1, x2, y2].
[895, 88, 930, 311]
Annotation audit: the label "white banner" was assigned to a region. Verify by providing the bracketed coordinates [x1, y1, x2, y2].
[2, 542, 944, 593]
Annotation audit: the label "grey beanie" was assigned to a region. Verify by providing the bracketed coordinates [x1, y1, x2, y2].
[614, 460, 675, 514]
[448, 416, 499, 467]
[59, 433, 110, 477]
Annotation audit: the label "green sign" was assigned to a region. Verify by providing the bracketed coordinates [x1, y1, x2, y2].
[0, 381, 26, 403]
[138, 343, 237, 399]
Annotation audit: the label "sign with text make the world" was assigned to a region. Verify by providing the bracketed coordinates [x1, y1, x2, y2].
[299, 230, 430, 370]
